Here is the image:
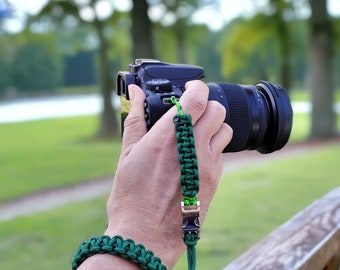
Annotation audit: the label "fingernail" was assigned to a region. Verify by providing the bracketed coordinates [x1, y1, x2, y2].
[128, 85, 135, 102]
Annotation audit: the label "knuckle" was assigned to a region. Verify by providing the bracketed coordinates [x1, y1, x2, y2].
[183, 80, 208, 115]
[187, 94, 206, 113]
[123, 113, 143, 130]
[209, 101, 226, 119]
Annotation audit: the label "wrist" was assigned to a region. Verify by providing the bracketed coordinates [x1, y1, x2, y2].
[104, 223, 185, 269]
[73, 235, 168, 270]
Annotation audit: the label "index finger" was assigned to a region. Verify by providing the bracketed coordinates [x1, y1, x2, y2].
[151, 80, 209, 133]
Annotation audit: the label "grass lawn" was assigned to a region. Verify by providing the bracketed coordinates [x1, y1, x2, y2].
[0, 196, 108, 270]
[0, 143, 339, 270]
[0, 106, 316, 202]
[0, 115, 121, 202]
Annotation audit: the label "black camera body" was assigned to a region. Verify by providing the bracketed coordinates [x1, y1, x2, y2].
[117, 59, 205, 130]
[117, 59, 293, 154]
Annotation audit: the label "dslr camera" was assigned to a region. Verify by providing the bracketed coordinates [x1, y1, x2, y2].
[116, 59, 293, 153]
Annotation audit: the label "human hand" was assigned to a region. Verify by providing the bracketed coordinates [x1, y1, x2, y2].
[78, 80, 233, 269]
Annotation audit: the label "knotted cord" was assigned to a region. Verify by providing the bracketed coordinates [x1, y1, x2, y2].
[171, 96, 200, 270]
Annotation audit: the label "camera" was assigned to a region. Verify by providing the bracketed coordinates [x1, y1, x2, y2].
[116, 59, 293, 154]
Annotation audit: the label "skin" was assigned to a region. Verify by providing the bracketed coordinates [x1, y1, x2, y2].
[77, 80, 233, 269]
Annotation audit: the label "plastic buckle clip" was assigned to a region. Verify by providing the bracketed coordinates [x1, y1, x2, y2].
[181, 201, 200, 239]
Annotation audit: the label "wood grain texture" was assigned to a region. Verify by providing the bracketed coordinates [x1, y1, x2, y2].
[223, 187, 340, 270]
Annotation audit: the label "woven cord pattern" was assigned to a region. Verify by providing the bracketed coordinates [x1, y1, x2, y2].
[173, 114, 199, 200]
[72, 235, 167, 270]
[172, 96, 200, 270]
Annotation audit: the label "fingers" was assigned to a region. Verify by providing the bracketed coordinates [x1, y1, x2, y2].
[181, 80, 209, 125]
[194, 100, 233, 153]
[194, 101, 226, 143]
[121, 85, 147, 154]
[210, 123, 233, 153]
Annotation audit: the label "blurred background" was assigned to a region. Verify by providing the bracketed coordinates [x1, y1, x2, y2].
[0, 0, 339, 269]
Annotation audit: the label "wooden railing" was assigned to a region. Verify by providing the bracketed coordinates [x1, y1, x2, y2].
[223, 187, 340, 270]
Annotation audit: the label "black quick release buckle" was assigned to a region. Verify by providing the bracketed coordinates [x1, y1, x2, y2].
[181, 201, 200, 239]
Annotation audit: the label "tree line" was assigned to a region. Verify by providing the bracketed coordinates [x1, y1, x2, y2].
[0, 0, 339, 140]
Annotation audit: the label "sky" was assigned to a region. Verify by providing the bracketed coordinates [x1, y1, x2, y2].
[2, 0, 340, 32]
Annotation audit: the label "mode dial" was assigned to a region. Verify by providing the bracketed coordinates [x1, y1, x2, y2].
[146, 79, 172, 93]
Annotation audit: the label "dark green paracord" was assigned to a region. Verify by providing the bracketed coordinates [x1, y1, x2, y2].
[171, 96, 200, 270]
[71, 235, 166, 270]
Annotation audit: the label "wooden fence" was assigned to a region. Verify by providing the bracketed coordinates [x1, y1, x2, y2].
[223, 187, 340, 270]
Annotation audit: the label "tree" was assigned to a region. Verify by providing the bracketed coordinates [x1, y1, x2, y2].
[0, 35, 13, 94]
[219, 0, 306, 89]
[269, 0, 293, 90]
[219, 15, 281, 84]
[36, 0, 121, 138]
[12, 40, 62, 92]
[149, 0, 207, 63]
[131, 0, 155, 59]
[308, 0, 336, 139]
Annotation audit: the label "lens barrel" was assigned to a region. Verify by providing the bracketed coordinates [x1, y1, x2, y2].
[207, 81, 293, 154]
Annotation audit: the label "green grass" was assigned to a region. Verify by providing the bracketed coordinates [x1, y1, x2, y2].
[0, 143, 339, 270]
[0, 197, 108, 270]
[0, 116, 121, 202]
[0, 108, 338, 203]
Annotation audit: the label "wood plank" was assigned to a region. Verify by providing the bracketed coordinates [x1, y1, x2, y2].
[223, 187, 340, 270]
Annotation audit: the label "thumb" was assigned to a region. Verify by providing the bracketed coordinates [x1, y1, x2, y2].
[121, 84, 147, 154]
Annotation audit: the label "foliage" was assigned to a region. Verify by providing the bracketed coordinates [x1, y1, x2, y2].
[1, 0, 339, 139]
[0, 48, 12, 91]
[63, 51, 98, 86]
[12, 41, 62, 91]
[154, 22, 222, 81]
[33, 0, 133, 138]
[219, 15, 277, 83]
[1, 0, 339, 93]
[151, 0, 216, 63]
[0, 32, 63, 94]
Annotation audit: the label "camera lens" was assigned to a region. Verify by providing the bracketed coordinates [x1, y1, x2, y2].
[207, 81, 293, 153]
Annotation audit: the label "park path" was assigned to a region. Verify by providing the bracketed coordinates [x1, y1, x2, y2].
[0, 139, 338, 222]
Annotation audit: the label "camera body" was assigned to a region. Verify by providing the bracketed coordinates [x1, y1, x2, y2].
[117, 59, 293, 154]
[117, 59, 205, 130]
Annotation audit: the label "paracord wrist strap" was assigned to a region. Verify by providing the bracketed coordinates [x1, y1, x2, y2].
[71, 235, 166, 270]
[171, 96, 200, 270]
